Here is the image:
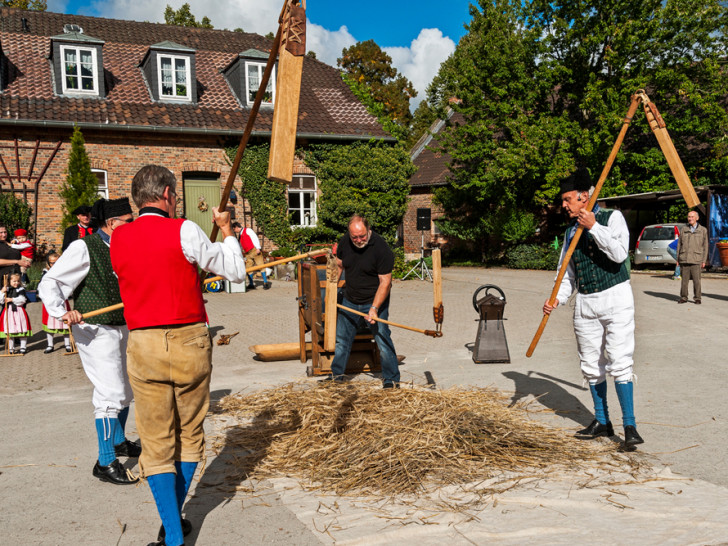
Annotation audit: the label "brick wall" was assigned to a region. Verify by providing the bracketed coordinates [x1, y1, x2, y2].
[402, 187, 447, 260]
[0, 128, 286, 254]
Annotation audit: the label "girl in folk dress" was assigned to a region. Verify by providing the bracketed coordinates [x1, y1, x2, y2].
[41, 253, 72, 353]
[0, 272, 33, 354]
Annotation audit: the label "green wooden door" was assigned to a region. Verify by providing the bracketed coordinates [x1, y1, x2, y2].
[184, 178, 220, 240]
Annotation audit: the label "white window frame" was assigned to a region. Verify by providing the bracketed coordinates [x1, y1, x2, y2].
[92, 169, 108, 199]
[60, 45, 98, 95]
[288, 175, 317, 227]
[157, 54, 191, 101]
[244, 61, 275, 106]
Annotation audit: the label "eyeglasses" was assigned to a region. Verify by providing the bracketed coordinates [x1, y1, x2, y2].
[112, 217, 133, 224]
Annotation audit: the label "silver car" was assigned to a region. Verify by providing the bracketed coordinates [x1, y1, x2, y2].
[634, 224, 680, 266]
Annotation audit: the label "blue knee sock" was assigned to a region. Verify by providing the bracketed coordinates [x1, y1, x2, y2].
[148, 473, 184, 546]
[94, 418, 119, 466]
[615, 381, 636, 427]
[115, 407, 129, 446]
[589, 381, 610, 425]
[175, 461, 198, 512]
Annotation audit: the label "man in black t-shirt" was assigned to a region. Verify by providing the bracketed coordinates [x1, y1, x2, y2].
[329, 215, 400, 388]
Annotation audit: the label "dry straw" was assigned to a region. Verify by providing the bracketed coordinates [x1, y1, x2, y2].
[213, 382, 619, 497]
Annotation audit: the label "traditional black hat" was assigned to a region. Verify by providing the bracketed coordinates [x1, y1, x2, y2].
[72, 205, 92, 215]
[559, 167, 592, 194]
[90, 198, 132, 227]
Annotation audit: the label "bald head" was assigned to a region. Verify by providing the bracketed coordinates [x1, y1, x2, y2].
[348, 215, 371, 248]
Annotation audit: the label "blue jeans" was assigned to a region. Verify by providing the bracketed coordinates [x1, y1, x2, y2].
[330, 298, 400, 383]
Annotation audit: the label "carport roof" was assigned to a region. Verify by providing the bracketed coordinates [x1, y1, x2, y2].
[598, 185, 728, 210]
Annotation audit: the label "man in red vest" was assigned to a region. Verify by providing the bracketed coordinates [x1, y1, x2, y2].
[61, 205, 93, 251]
[110, 165, 245, 546]
[233, 222, 270, 290]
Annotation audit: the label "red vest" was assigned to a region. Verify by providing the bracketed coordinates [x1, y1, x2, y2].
[240, 229, 255, 253]
[110, 216, 206, 330]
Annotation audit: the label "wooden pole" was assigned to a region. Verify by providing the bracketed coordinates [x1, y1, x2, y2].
[336, 304, 442, 338]
[526, 93, 643, 358]
[209, 0, 288, 242]
[323, 253, 338, 352]
[431, 248, 443, 334]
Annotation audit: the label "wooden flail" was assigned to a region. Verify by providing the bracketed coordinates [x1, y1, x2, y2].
[527, 90, 700, 357]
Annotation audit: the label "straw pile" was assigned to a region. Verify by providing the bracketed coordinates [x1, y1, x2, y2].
[213, 382, 615, 497]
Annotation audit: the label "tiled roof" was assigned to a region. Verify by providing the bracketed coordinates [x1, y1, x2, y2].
[409, 111, 464, 188]
[0, 7, 390, 139]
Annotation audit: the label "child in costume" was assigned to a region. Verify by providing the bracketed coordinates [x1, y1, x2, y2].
[10, 228, 35, 282]
[40, 252, 72, 353]
[0, 272, 33, 354]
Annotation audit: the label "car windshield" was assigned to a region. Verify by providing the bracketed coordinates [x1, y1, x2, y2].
[641, 227, 675, 241]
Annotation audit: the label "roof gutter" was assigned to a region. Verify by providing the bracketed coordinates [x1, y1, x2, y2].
[0, 118, 397, 142]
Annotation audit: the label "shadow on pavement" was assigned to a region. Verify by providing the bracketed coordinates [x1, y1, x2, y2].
[502, 370, 593, 428]
[702, 292, 728, 302]
[643, 290, 680, 302]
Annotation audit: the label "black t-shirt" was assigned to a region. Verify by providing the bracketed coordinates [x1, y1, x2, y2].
[0, 242, 21, 280]
[337, 231, 394, 304]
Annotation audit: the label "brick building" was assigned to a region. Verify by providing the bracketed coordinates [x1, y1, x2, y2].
[0, 7, 392, 252]
[402, 110, 463, 260]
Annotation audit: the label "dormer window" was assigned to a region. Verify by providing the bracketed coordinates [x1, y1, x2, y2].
[245, 61, 274, 105]
[50, 26, 105, 98]
[141, 41, 197, 103]
[222, 49, 276, 109]
[61, 45, 97, 94]
[158, 54, 190, 101]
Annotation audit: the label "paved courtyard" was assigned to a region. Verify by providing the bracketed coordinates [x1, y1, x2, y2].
[1, 266, 726, 544]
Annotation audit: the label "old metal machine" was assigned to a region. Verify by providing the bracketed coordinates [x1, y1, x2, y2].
[472, 284, 510, 364]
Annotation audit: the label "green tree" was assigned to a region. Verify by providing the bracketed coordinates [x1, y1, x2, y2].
[303, 142, 415, 244]
[338, 40, 417, 139]
[0, 193, 33, 236]
[428, 0, 728, 253]
[163, 3, 213, 28]
[2, 0, 46, 9]
[405, 99, 438, 150]
[59, 127, 99, 231]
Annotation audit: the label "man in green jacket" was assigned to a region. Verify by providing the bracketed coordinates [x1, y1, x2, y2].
[677, 211, 708, 304]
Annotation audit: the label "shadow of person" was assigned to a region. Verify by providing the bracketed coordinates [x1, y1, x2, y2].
[701, 292, 728, 302]
[502, 370, 594, 428]
[181, 395, 304, 544]
[643, 290, 682, 302]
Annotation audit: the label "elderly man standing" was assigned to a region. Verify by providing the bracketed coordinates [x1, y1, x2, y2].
[62, 205, 94, 251]
[677, 210, 708, 304]
[328, 215, 400, 388]
[110, 165, 245, 546]
[543, 171, 643, 449]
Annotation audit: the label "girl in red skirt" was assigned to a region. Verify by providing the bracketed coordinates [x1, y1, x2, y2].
[41, 252, 71, 353]
[0, 272, 33, 354]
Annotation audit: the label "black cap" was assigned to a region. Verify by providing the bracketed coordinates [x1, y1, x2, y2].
[90, 198, 132, 228]
[559, 167, 592, 194]
[72, 205, 92, 215]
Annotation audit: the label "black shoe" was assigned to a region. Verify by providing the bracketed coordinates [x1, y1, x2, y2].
[319, 374, 344, 384]
[92, 459, 139, 485]
[263, 282, 271, 290]
[246, 284, 256, 290]
[65, 346, 73, 353]
[677, 298, 687, 304]
[575, 420, 614, 438]
[695, 300, 701, 304]
[157, 518, 193, 541]
[114, 439, 142, 458]
[382, 381, 400, 389]
[623, 425, 644, 446]
[44, 346, 54, 354]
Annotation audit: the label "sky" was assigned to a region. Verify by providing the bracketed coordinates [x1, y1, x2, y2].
[45, 0, 475, 109]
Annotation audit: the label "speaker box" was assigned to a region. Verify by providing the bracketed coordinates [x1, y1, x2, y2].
[416, 208, 431, 231]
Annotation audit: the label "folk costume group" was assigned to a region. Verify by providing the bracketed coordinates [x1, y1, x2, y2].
[543, 170, 644, 448]
[40, 165, 246, 546]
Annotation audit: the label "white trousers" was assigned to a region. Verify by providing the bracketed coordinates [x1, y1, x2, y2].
[72, 323, 133, 418]
[573, 281, 635, 384]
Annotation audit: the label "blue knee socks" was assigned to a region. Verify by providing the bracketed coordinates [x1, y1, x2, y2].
[94, 418, 120, 466]
[148, 473, 184, 546]
[589, 381, 610, 425]
[114, 407, 129, 446]
[175, 461, 198, 511]
[615, 381, 636, 427]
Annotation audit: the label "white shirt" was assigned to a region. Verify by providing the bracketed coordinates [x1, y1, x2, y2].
[556, 210, 630, 306]
[39, 238, 99, 319]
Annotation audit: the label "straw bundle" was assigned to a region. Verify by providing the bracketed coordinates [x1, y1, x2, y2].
[214, 382, 615, 497]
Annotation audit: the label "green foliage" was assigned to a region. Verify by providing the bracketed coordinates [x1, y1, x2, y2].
[507, 243, 561, 270]
[24, 261, 44, 291]
[303, 141, 415, 245]
[163, 3, 213, 28]
[428, 0, 728, 252]
[405, 100, 438, 150]
[0, 193, 33, 235]
[2, 0, 46, 10]
[306, 50, 317, 59]
[341, 74, 409, 142]
[338, 40, 417, 141]
[59, 127, 98, 231]
[226, 143, 294, 248]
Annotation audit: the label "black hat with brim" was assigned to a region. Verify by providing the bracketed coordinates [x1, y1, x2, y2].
[72, 205, 92, 215]
[559, 167, 593, 194]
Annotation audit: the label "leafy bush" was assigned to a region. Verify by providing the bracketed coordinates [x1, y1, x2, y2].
[24, 261, 44, 291]
[0, 192, 33, 234]
[507, 243, 561, 270]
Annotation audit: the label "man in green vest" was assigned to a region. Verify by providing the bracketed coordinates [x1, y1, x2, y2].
[39, 197, 140, 485]
[542, 169, 644, 449]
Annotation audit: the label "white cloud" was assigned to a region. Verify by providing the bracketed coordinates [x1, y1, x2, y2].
[306, 23, 356, 66]
[385, 29, 455, 110]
